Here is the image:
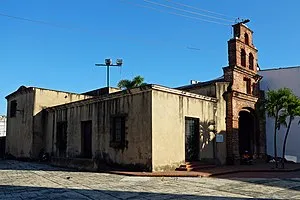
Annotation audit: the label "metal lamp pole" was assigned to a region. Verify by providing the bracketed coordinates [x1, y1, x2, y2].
[95, 58, 123, 87]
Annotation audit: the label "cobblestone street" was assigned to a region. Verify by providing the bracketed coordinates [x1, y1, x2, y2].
[0, 160, 300, 199]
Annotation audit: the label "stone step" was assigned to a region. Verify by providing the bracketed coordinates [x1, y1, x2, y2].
[175, 162, 216, 172]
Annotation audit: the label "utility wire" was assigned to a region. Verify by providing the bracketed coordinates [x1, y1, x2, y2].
[0, 12, 85, 32]
[142, 0, 234, 23]
[0, 10, 197, 50]
[121, 0, 230, 26]
[0, 12, 178, 44]
[163, 0, 237, 20]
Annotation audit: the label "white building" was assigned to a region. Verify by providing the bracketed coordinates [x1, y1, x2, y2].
[0, 116, 6, 137]
[259, 66, 300, 163]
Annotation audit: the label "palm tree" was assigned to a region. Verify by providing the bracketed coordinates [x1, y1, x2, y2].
[265, 88, 292, 168]
[278, 94, 300, 168]
[117, 75, 147, 89]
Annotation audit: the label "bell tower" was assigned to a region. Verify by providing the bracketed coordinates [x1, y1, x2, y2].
[223, 21, 265, 164]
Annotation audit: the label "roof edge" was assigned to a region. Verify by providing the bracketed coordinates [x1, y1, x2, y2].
[47, 84, 218, 111]
[260, 66, 300, 72]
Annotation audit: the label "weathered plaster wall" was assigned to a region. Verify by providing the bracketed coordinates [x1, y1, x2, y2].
[32, 88, 91, 158]
[6, 91, 34, 158]
[179, 82, 229, 165]
[259, 67, 300, 163]
[182, 84, 216, 97]
[45, 89, 152, 170]
[214, 82, 229, 165]
[151, 88, 218, 171]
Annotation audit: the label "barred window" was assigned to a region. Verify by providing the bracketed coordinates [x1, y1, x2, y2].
[110, 116, 126, 148]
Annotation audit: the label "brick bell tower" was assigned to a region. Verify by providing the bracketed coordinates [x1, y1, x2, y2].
[223, 21, 265, 164]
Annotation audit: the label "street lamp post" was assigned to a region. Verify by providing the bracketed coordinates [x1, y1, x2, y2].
[95, 58, 123, 87]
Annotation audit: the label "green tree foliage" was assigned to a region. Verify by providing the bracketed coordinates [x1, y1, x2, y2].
[265, 88, 293, 168]
[117, 75, 147, 89]
[277, 93, 300, 168]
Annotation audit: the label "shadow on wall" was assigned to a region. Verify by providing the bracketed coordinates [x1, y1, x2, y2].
[199, 120, 216, 158]
[0, 185, 270, 199]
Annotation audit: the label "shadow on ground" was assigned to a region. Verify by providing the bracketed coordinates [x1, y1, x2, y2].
[0, 159, 77, 172]
[0, 185, 269, 200]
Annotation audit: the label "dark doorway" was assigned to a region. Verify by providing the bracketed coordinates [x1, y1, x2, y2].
[56, 122, 67, 157]
[81, 121, 92, 158]
[238, 110, 255, 156]
[185, 117, 199, 161]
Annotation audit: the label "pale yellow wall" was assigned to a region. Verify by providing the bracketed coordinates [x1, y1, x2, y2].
[178, 82, 229, 165]
[184, 85, 216, 97]
[33, 88, 91, 115]
[32, 88, 92, 158]
[215, 82, 229, 165]
[6, 91, 34, 158]
[151, 89, 217, 171]
[45, 90, 153, 170]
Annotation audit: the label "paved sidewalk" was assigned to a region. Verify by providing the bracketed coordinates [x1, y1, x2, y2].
[107, 163, 300, 177]
[1, 160, 300, 199]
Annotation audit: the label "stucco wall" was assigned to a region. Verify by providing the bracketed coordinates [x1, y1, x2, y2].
[177, 82, 229, 165]
[214, 82, 229, 165]
[32, 88, 91, 158]
[6, 91, 34, 158]
[259, 67, 300, 163]
[45, 89, 152, 170]
[182, 84, 216, 97]
[151, 88, 218, 171]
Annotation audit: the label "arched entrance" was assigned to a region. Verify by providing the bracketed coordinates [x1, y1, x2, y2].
[238, 109, 256, 156]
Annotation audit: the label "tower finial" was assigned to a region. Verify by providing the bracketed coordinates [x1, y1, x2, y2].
[234, 18, 250, 25]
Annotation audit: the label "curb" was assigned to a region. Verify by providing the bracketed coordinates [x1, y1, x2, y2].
[103, 167, 300, 178]
[209, 167, 300, 177]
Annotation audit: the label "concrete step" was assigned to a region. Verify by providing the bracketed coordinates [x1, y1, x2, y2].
[176, 162, 216, 172]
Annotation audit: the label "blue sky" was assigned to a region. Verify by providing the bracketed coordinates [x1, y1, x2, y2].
[1, 0, 300, 115]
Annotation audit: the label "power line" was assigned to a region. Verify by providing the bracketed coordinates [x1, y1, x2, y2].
[121, 0, 230, 26]
[0, 12, 84, 31]
[142, 0, 234, 23]
[163, 0, 237, 20]
[0, 10, 200, 52]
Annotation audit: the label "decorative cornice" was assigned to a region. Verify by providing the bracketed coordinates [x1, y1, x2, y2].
[224, 65, 262, 79]
[232, 91, 259, 102]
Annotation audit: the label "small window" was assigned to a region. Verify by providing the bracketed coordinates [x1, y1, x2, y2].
[10, 100, 17, 118]
[241, 49, 246, 67]
[244, 33, 249, 45]
[249, 53, 254, 70]
[110, 116, 126, 148]
[244, 78, 251, 94]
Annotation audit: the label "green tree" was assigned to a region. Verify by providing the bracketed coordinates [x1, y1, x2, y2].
[265, 88, 292, 168]
[277, 94, 300, 168]
[117, 75, 147, 89]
